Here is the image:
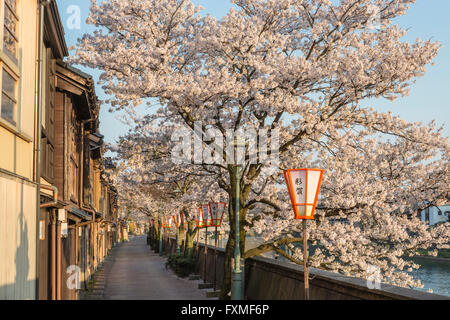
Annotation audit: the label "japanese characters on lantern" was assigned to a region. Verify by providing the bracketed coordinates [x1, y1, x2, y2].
[209, 202, 227, 227]
[201, 204, 212, 227]
[284, 169, 324, 219]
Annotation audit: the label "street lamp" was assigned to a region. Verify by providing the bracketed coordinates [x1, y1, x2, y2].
[231, 136, 245, 300]
[161, 216, 167, 255]
[158, 216, 163, 256]
[284, 168, 324, 300]
[174, 213, 181, 254]
[209, 201, 227, 292]
[201, 204, 212, 283]
[168, 216, 174, 252]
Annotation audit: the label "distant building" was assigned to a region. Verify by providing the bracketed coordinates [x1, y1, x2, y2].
[421, 205, 450, 226]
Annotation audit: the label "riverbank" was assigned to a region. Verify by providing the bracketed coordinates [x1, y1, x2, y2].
[412, 256, 450, 263]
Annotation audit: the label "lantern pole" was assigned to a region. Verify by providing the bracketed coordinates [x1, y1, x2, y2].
[184, 217, 188, 255]
[204, 224, 208, 283]
[303, 219, 309, 300]
[196, 211, 200, 258]
[159, 217, 163, 256]
[213, 224, 218, 291]
[284, 168, 323, 301]
[176, 215, 181, 254]
[162, 225, 166, 255]
[232, 164, 242, 300]
[196, 226, 200, 258]
[163, 226, 170, 253]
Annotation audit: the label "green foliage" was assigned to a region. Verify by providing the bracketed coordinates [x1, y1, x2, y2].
[165, 253, 197, 278]
[150, 238, 160, 253]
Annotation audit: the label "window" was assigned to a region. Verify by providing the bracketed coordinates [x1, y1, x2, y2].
[1, 67, 16, 125]
[3, 0, 18, 63]
[0, 0, 19, 127]
[69, 103, 80, 202]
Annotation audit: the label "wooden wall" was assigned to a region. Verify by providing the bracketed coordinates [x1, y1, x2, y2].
[60, 228, 76, 300]
[54, 91, 65, 198]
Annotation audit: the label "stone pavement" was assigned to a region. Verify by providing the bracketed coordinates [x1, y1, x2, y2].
[98, 235, 214, 300]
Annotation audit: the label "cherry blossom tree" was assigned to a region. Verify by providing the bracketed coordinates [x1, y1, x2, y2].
[72, 0, 449, 297]
[107, 122, 229, 256]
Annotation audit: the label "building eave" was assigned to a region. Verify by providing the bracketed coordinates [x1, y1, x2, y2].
[44, 0, 69, 59]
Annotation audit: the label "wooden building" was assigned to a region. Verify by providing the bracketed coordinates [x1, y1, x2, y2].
[0, 0, 41, 299]
[0, 0, 120, 300]
[38, 3, 120, 299]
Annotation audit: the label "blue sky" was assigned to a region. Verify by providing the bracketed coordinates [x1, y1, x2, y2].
[56, 0, 450, 143]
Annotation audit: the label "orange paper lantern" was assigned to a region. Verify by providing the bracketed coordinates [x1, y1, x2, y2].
[173, 215, 178, 227]
[284, 168, 324, 219]
[194, 208, 205, 228]
[179, 212, 188, 229]
[209, 202, 227, 227]
[162, 216, 174, 228]
[201, 204, 212, 227]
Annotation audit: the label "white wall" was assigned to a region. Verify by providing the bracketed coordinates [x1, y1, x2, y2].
[421, 205, 450, 226]
[0, 174, 37, 299]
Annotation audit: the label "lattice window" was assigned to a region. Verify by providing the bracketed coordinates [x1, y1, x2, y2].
[0, 67, 16, 125]
[41, 47, 56, 181]
[3, 0, 18, 63]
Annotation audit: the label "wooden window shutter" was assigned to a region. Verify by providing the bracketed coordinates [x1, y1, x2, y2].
[46, 48, 56, 142]
[47, 143, 54, 179]
[83, 135, 91, 205]
[40, 137, 47, 177]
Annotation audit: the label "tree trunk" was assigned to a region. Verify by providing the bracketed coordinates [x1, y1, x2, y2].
[185, 221, 197, 259]
[152, 221, 161, 252]
[177, 226, 183, 252]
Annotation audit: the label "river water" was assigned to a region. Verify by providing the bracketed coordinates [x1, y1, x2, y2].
[409, 257, 450, 297]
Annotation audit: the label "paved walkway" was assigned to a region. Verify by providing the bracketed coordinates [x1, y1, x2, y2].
[103, 235, 212, 300]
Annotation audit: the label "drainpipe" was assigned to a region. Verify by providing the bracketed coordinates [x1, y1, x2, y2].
[74, 222, 78, 300]
[56, 214, 61, 300]
[40, 184, 58, 208]
[40, 184, 59, 300]
[51, 210, 56, 300]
